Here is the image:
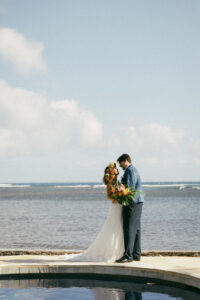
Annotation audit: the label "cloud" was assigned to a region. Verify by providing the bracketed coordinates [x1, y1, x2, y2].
[108, 122, 184, 155]
[0, 80, 103, 156]
[0, 79, 199, 181]
[111, 123, 199, 179]
[126, 123, 185, 170]
[0, 27, 46, 73]
[105, 122, 187, 174]
[126, 122, 184, 153]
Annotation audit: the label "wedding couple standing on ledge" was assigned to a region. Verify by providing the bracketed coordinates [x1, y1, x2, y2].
[59, 153, 144, 263]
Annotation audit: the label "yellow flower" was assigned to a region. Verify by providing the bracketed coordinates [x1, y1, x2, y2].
[122, 189, 129, 196]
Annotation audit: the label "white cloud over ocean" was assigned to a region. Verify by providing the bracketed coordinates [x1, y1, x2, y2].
[0, 80, 103, 156]
[126, 123, 184, 153]
[108, 122, 184, 155]
[1, 78, 199, 181]
[106, 121, 200, 179]
[0, 27, 46, 73]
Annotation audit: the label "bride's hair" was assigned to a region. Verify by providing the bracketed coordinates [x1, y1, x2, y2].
[102, 163, 118, 185]
[103, 167, 110, 185]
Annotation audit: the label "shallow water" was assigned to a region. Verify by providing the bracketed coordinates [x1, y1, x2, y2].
[0, 182, 199, 250]
[0, 277, 199, 300]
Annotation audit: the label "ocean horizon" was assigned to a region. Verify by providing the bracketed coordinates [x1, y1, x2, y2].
[0, 181, 200, 189]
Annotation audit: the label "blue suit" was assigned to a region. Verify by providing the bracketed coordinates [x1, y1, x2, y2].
[121, 164, 144, 204]
[121, 164, 144, 260]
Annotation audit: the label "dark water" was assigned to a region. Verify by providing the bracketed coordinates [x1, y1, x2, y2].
[0, 277, 199, 299]
[0, 182, 199, 250]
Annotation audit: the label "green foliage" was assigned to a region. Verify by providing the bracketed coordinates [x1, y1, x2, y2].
[110, 182, 144, 206]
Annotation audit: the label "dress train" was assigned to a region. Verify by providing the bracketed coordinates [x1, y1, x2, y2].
[58, 202, 124, 263]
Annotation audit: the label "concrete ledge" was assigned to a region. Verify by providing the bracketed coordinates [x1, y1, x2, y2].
[142, 250, 200, 257]
[0, 249, 199, 256]
[0, 253, 199, 291]
[0, 249, 81, 256]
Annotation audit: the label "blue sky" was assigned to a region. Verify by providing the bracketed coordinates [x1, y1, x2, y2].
[0, 0, 199, 182]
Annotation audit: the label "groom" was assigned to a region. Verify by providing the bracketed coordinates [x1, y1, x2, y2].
[115, 153, 144, 263]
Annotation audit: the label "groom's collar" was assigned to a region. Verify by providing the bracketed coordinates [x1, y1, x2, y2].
[124, 164, 132, 171]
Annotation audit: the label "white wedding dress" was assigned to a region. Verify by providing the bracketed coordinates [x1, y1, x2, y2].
[58, 202, 124, 263]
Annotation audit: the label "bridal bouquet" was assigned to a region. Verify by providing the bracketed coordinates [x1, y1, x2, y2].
[110, 182, 140, 206]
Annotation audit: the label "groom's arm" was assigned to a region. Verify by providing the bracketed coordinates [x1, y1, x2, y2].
[125, 168, 137, 189]
[125, 169, 139, 203]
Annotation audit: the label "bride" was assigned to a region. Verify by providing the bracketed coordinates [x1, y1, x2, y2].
[58, 162, 124, 263]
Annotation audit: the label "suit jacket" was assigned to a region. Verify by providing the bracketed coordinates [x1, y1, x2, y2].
[121, 164, 144, 204]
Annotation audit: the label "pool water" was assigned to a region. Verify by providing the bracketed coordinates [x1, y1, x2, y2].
[0, 277, 199, 300]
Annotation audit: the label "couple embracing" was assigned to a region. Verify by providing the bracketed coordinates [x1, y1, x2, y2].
[59, 153, 144, 263]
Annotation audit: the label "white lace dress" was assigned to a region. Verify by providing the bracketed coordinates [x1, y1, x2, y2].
[58, 201, 124, 263]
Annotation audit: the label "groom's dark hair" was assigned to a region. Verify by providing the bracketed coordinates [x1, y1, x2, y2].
[117, 153, 132, 163]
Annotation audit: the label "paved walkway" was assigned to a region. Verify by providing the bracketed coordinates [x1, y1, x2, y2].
[0, 254, 199, 290]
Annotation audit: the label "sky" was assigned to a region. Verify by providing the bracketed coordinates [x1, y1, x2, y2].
[0, 0, 199, 182]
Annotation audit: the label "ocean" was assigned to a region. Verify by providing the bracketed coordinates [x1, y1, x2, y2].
[0, 182, 199, 251]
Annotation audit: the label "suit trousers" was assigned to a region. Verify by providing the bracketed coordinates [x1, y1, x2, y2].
[122, 202, 143, 260]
